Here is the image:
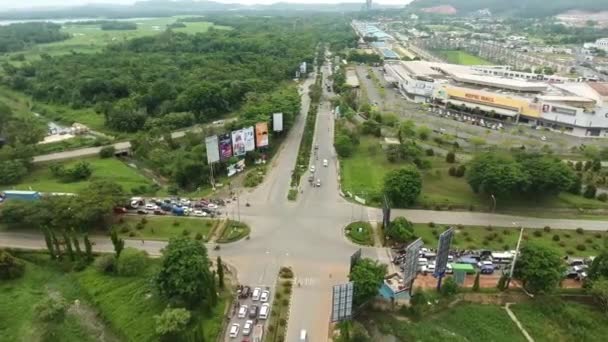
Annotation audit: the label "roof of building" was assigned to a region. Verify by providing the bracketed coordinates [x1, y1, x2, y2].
[381, 48, 400, 59]
[450, 72, 548, 92]
[400, 60, 445, 78]
[536, 95, 596, 103]
[588, 82, 608, 96]
[345, 69, 360, 88]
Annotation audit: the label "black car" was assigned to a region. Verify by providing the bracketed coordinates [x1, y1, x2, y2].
[248, 305, 258, 319]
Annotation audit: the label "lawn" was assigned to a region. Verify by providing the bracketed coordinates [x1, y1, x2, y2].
[115, 216, 219, 242]
[216, 220, 250, 243]
[368, 303, 525, 342]
[412, 223, 605, 257]
[510, 298, 608, 342]
[13, 157, 153, 193]
[0, 253, 105, 342]
[436, 50, 493, 65]
[345, 221, 374, 246]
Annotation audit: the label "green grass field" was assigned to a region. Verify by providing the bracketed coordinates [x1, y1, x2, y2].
[13, 157, 152, 193]
[1, 18, 231, 64]
[345, 221, 374, 246]
[437, 50, 493, 65]
[216, 220, 250, 243]
[413, 224, 605, 257]
[370, 303, 526, 341]
[115, 216, 219, 241]
[510, 298, 608, 342]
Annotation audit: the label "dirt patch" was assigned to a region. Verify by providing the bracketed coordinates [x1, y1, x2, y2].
[67, 300, 120, 342]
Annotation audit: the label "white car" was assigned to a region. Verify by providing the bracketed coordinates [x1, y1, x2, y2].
[144, 203, 157, 211]
[243, 320, 253, 336]
[207, 203, 218, 210]
[310, 165, 315, 173]
[323, 159, 328, 167]
[259, 303, 270, 319]
[193, 210, 207, 217]
[229, 323, 240, 338]
[540, 136, 547, 141]
[260, 290, 270, 302]
[252, 287, 262, 301]
[238, 305, 248, 318]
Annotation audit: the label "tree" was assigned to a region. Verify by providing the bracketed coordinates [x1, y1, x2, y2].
[116, 247, 148, 276]
[154, 307, 191, 340]
[589, 278, 608, 313]
[99, 146, 116, 158]
[466, 153, 528, 197]
[398, 120, 416, 142]
[0, 159, 28, 185]
[335, 134, 353, 157]
[383, 167, 422, 207]
[110, 230, 124, 258]
[42, 227, 55, 259]
[0, 101, 13, 134]
[516, 154, 576, 195]
[34, 294, 68, 339]
[446, 151, 456, 163]
[349, 258, 386, 305]
[386, 217, 416, 244]
[84, 234, 93, 261]
[472, 272, 480, 292]
[78, 180, 127, 230]
[72, 233, 82, 259]
[62, 231, 74, 261]
[440, 277, 459, 297]
[0, 249, 25, 280]
[155, 237, 215, 306]
[417, 126, 431, 140]
[588, 250, 608, 281]
[583, 184, 597, 199]
[217, 256, 225, 289]
[514, 243, 566, 294]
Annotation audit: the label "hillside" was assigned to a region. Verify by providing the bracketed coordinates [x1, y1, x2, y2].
[408, 0, 608, 17]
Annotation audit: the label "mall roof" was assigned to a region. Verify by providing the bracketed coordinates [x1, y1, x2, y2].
[450, 73, 548, 92]
[536, 95, 596, 103]
[400, 61, 445, 79]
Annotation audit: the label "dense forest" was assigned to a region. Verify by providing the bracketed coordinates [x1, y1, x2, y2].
[1, 16, 356, 133]
[408, 0, 608, 17]
[0, 22, 70, 53]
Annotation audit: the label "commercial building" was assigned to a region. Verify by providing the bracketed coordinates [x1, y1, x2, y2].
[596, 38, 608, 52]
[384, 59, 608, 137]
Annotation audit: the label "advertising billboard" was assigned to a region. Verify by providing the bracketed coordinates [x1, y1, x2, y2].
[205, 135, 220, 164]
[331, 282, 354, 322]
[219, 133, 232, 160]
[273, 112, 283, 132]
[434, 227, 455, 277]
[231, 129, 246, 156]
[403, 238, 424, 287]
[244, 126, 255, 152]
[255, 122, 269, 148]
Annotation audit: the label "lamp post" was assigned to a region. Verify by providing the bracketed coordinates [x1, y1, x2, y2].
[506, 222, 524, 289]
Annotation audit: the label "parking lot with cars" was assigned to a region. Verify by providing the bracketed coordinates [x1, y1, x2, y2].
[118, 196, 228, 218]
[225, 284, 272, 341]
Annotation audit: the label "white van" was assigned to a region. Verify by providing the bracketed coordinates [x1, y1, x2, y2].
[259, 303, 270, 319]
[299, 329, 308, 341]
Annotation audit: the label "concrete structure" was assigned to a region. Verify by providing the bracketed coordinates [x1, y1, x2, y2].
[596, 38, 608, 52]
[378, 273, 410, 301]
[384, 59, 608, 137]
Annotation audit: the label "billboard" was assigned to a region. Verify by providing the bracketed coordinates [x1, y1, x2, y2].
[255, 122, 269, 148]
[300, 62, 307, 74]
[331, 282, 354, 322]
[382, 194, 391, 230]
[403, 238, 424, 287]
[350, 248, 362, 272]
[244, 126, 255, 152]
[219, 133, 232, 160]
[205, 135, 220, 164]
[273, 113, 283, 132]
[434, 227, 455, 277]
[231, 129, 246, 156]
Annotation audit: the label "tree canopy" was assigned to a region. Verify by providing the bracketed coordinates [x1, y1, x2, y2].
[383, 167, 422, 207]
[514, 243, 566, 294]
[0, 22, 69, 53]
[386, 217, 416, 244]
[349, 258, 386, 305]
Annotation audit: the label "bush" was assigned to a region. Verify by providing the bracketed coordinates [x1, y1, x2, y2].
[585, 238, 593, 244]
[440, 277, 458, 297]
[576, 244, 586, 251]
[583, 184, 597, 199]
[195, 233, 203, 240]
[552, 234, 560, 241]
[448, 166, 456, 176]
[425, 148, 434, 156]
[94, 254, 115, 274]
[595, 232, 602, 239]
[99, 146, 116, 158]
[280, 267, 294, 279]
[502, 229, 510, 235]
[598, 193, 608, 202]
[533, 230, 542, 237]
[576, 228, 584, 235]
[543, 226, 551, 232]
[559, 241, 566, 247]
[428, 222, 435, 228]
[446, 151, 456, 163]
[182, 229, 190, 236]
[172, 220, 180, 227]
[564, 233, 571, 239]
[116, 248, 148, 276]
[0, 250, 25, 280]
[455, 164, 466, 177]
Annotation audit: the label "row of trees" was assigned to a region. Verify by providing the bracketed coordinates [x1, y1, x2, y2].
[0, 22, 69, 53]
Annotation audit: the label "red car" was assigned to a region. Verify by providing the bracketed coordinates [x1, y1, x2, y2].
[113, 207, 127, 214]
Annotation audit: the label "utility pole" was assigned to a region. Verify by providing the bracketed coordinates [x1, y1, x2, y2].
[236, 190, 241, 222]
[506, 225, 524, 289]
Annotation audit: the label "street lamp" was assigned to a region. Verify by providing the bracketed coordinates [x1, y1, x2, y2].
[490, 194, 496, 212]
[506, 222, 524, 289]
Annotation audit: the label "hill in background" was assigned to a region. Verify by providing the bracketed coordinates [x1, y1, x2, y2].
[408, 0, 608, 17]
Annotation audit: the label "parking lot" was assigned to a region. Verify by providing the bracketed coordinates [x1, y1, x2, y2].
[119, 196, 229, 218]
[224, 284, 273, 341]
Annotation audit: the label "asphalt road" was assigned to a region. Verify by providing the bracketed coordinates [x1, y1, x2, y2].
[4, 58, 608, 342]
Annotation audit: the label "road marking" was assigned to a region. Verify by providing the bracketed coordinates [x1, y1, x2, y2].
[296, 277, 318, 287]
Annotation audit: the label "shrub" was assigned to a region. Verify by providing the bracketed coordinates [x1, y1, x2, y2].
[576, 244, 586, 251]
[543, 226, 551, 232]
[120, 226, 130, 233]
[502, 244, 510, 250]
[182, 229, 190, 236]
[99, 146, 116, 158]
[595, 232, 602, 239]
[281, 298, 289, 306]
[533, 231, 542, 237]
[448, 166, 456, 176]
[598, 193, 608, 202]
[116, 248, 148, 276]
[552, 234, 560, 241]
[0, 250, 25, 280]
[172, 220, 180, 227]
[446, 151, 456, 163]
[576, 228, 584, 235]
[462, 231, 469, 237]
[280, 267, 294, 278]
[195, 233, 203, 240]
[135, 222, 145, 230]
[457, 224, 464, 230]
[566, 250, 574, 255]
[559, 241, 566, 247]
[440, 277, 458, 297]
[279, 318, 287, 326]
[94, 254, 115, 274]
[502, 229, 510, 235]
[564, 233, 571, 239]
[485, 225, 493, 231]
[128, 231, 136, 237]
[455, 164, 466, 177]
[428, 222, 435, 228]
[465, 236, 473, 242]
[425, 148, 434, 156]
[583, 184, 597, 199]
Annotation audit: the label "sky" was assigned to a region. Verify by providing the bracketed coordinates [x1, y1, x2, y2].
[1, 0, 411, 10]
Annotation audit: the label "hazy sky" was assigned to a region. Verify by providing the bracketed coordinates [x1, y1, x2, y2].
[2, 0, 411, 10]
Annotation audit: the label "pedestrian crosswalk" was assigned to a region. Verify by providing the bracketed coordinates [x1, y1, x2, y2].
[295, 277, 318, 287]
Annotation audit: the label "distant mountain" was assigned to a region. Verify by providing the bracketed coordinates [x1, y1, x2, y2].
[0, 0, 402, 20]
[408, 0, 608, 17]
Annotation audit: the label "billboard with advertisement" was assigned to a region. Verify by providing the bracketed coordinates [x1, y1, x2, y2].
[273, 113, 283, 132]
[219, 133, 232, 160]
[244, 126, 255, 151]
[255, 122, 269, 148]
[403, 238, 424, 287]
[434, 228, 455, 277]
[231, 129, 246, 156]
[443, 86, 541, 118]
[205, 135, 220, 164]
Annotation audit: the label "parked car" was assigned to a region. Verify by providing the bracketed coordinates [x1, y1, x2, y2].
[243, 320, 253, 336]
[248, 305, 258, 319]
[310, 165, 315, 173]
[259, 303, 270, 319]
[239, 286, 251, 299]
[113, 207, 127, 214]
[252, 287, 261, 301]
[136, 209, 147, 215]
[229, 323, 240, 338]
[238, 305, 248, 318]
[260, 290, 269, 302]
[316, 179, 321, 187]
[323, 159, 328, 167]
[153, 209, 166, 215]
[145, 203, 157, 211]
[193, 210, 207, 217]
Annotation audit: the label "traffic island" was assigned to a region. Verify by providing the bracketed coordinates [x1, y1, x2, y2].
[265, 267, 294, 342]
[215, 220, 251, 243]
[344, 221, 375, 246]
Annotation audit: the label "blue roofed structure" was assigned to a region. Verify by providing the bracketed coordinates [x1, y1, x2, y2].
[381, 48, 400, 60]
